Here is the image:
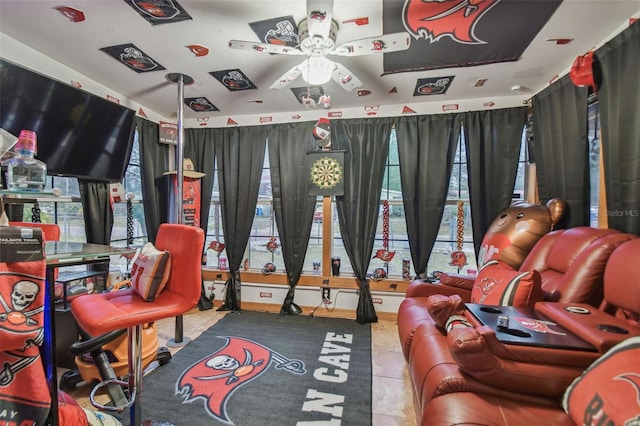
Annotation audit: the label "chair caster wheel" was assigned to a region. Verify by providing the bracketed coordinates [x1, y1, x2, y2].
[59, 370, 83, 392]
[156, 347, 172, 365]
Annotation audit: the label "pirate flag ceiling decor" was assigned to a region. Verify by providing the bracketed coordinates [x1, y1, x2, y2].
[184, 97, 219, 112]
[291, 86, 330, 109]
[382, 0, 562, 74]
[210, 69, 257, 91]
[124, 0, 192, 26]
[414, 76, 455, 96]
[249, 16, 300, 48]
[101, 43, 165, 73]
[313, 117, 331, 144]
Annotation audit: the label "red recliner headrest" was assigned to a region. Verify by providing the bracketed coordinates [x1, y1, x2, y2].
[604, 239, 640, 313]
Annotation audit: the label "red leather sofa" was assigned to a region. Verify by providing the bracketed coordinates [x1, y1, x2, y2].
[397, 228, 639, 424]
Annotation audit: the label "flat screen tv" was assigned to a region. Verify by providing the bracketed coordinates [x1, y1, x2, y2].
[0, 58, 136, 183]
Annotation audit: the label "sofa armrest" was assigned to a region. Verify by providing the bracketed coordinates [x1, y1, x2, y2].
[447, 326, 585, 398]
[406, 277, 473, 300]
[535, 302, 640, 353]
[438, 273, 475, 291]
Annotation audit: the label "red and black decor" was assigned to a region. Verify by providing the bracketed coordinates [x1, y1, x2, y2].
[382, 0, 562, 74]
[124, 0, 192, 26]
[100, 43, 166, 73]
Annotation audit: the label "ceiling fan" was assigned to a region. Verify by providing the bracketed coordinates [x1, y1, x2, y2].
[228, 0, 411, 92]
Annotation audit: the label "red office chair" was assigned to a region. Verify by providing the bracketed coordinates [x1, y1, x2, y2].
[9, 221, 61, 242]
[70, 223, 205, 426]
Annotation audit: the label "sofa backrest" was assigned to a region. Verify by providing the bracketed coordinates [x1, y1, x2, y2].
[602, 239, 640, 326]
[519, 227, 638, 306]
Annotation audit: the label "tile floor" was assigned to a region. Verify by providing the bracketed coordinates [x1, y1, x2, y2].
[60, 307, 417, 425]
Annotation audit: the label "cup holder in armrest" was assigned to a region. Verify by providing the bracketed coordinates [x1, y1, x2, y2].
[479, 306, 503, 314]
[597, 324, 629, 334]
[565, 306, 591, 314]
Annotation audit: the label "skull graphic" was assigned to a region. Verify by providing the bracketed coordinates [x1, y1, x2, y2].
[11, 280, 39, 312]
[207, 355, 240, 371]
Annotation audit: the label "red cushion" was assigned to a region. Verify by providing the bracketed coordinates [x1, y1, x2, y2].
[470, 260, 543, 307]
[562, 336, 640, 425]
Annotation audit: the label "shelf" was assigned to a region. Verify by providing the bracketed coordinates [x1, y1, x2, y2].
[0, 190, 72, 202]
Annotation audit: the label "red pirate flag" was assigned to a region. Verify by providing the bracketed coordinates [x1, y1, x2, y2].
[208, 241, 225, 253]
[177, 336, 304, 424]
[373, 249, 395, 263]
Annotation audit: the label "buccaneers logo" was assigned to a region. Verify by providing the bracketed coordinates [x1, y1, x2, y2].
[177, 336, 305, 424]
[402, 0, 499, 43]
[514, 317, 566, 336]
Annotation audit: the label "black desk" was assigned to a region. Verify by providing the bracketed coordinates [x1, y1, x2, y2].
[465, 304, 596, 352]
[44, 242, 136, 426]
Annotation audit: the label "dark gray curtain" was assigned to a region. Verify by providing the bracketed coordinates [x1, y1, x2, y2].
[331, 117, 393, 324]
[137, 117, 170, 243]
[531, 75, 590, 228]
[395, 114, 459, 277]
[184, 128, 216, 235]
[267, 122, 318, 315]
[184, 128, 217, 310]
[78, 180, 113, 287]
[596, 20, 640, 234]
[216, 126, 267, 311]
[463, 107, 528, 256]
[78, 181, 113, 244]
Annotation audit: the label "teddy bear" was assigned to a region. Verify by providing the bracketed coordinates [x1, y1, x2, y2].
[477, 198, 566, 270]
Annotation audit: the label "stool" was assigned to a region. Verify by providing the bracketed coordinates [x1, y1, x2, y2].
[70, 223, 204, 426]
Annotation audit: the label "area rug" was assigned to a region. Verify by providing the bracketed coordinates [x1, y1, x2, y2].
[138, 311, 372, 426]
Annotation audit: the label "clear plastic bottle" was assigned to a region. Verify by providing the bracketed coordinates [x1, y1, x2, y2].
[3, 130, 47, 191]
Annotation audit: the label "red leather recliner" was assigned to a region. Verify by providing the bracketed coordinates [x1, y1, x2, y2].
[399, 227, 636, 360]
[419, 239, 640, 426]
[397, 227, 638, 420]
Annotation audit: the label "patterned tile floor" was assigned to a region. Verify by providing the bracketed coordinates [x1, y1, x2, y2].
[59, 307, 417, 425]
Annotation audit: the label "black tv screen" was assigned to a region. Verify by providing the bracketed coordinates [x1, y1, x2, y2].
[0, 58, 136, 183]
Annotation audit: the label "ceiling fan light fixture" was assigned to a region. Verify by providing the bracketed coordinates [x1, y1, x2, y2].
[302, 56, 334, 85]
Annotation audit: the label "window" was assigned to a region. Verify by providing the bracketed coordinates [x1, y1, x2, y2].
[111, 132, 147, 248]
[202, 123, 528, 281]
[588, 100, 600, 227]
[428, 131, 476, 276]
[371, 129, 411, 278]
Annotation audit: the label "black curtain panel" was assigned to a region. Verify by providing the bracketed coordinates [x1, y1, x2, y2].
[215, 126, 267, 312]
[331, 117, 393, 324]
[78, 180, 113, 285]
[596, 20, 640, 235]
[184, 128, 217, 310]
[267, 122, 318, 315]
[395, 114, 460, 278]
[184, 128, 216, 235]
[531, 75, 590, 228]
[78, 181, 113, 244]
[463, 107, 528, 257]
[137, 117, 171, 243]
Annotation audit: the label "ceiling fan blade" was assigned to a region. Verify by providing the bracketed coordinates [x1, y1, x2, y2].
[305, 0, 334, 41]
[331, 62, 362, 92]
[333, 32, 411, 56]
[269, 60, 306, 90]
[228, 40, 304, 55]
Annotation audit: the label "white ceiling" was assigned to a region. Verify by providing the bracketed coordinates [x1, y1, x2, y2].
[1, 0, 639, 126]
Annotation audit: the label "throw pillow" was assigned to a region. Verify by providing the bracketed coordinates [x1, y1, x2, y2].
[562, 336, 640, 425]
[470, 259, 543, 307]
[130, 242, 171, 301]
